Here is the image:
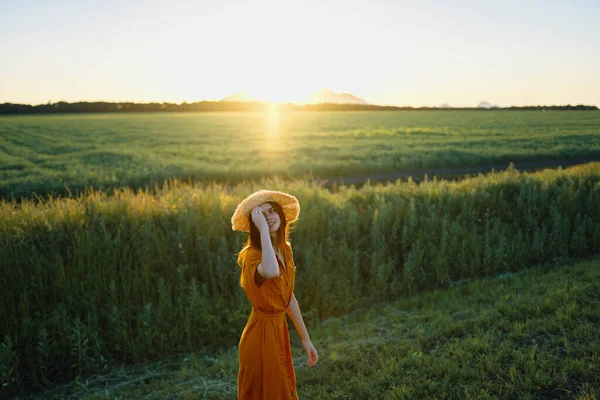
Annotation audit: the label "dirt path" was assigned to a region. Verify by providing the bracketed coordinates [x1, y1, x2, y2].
[316, 157, 600, 189]
[5, 157, 600, 202]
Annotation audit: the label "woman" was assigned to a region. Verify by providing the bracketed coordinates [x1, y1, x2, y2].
[231, 190, 318, 399]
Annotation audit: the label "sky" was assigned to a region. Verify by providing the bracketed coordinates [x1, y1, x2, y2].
[1, 0, 599, 107]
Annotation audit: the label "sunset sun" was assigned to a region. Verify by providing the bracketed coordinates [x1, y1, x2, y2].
[245, 76, 314, 104]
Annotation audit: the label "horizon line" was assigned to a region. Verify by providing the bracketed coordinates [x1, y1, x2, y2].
[2, 99, 599, 109]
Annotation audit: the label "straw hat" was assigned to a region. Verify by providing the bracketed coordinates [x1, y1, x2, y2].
[231, 190, 300, 232]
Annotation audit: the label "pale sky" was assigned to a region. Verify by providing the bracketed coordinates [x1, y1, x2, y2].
[1, 0, 599, 107]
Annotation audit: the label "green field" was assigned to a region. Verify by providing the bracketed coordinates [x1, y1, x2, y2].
[3, 111, 600, 398]
[24, 257, 600, 400]
[1, 110, 599, 199]
[2, 162, 600, 397]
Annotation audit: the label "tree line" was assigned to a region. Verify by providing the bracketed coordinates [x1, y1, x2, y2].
[0, 101, 597, 114]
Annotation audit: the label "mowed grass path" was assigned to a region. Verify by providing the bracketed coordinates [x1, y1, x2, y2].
[33, 257, 600, 400]
[1, 110, 600, 199]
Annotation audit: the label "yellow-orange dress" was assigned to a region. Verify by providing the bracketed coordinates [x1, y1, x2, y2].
[238, 245, 298, 399]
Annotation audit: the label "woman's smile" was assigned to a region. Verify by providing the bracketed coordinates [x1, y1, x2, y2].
[268, 219, 279, 231]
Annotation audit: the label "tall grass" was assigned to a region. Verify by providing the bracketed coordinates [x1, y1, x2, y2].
[23, 257, 600, 399]
[1, 162, 600, 395]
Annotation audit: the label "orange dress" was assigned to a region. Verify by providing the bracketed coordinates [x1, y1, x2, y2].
[238, 246, 298, 399]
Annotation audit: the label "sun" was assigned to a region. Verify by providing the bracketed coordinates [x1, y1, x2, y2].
[253, 89, 302, 104]
[247, 80, 310, 104]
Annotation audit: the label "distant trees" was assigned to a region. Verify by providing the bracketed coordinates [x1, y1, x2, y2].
[0, 101, 597, 114]
[501, 104, 598, 111]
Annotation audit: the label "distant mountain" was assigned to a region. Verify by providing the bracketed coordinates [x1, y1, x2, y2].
[220, 92, 257, 102]
[219, 89, 367, 105]
[307, 89, 368, 105]
[477, 101, 501, 109]
[437, 103, 453, 109]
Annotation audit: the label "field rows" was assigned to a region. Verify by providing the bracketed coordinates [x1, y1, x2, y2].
[1, 110, 599, 199]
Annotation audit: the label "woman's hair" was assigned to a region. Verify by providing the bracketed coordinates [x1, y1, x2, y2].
[236, 201, 293, 271]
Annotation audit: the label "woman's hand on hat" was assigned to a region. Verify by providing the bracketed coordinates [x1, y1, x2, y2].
[251, 207, 269, 233]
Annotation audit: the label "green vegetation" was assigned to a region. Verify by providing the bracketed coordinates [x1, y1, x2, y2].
[2, 162, 600, 397]
[21, 257, 600, 399]
[1, 110, 600, 199]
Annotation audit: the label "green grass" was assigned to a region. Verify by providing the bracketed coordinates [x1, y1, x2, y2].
[2, 162, 600, 396]
[22, 257, 600, 400]
[1, 110, 600, 199]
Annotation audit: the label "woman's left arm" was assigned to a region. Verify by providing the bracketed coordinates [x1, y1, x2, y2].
[286, 293, 318, 367]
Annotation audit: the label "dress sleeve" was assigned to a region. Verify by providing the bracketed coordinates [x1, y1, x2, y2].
[241, 248, 263, 287]
[286, 243, 297, 270]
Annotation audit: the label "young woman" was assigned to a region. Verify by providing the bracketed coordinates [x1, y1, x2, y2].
[231, 190, 318, 399]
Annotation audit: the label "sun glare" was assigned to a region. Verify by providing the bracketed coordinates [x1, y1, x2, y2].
[248, 79, 311, 104]
[253, 91, 300, 104]
[263, 102, 283, 153]
[265, 103, 280, 135]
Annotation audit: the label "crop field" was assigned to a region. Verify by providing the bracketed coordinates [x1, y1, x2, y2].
[1, 110, 599, 199]
[2, 111, 600, 398]
[2, 161, 600, 398]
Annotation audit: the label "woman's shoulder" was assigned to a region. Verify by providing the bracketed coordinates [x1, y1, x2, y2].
[247, 246, 261, 255]
[244, 246, 262, 264]
[238, 246, 261, 268]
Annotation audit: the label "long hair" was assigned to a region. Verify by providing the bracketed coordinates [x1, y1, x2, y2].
[236, 201, 293, 272]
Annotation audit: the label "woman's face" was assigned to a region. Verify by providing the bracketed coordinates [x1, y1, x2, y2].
[258, 202, 281, 233]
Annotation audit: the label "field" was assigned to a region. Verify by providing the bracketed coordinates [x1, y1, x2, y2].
[1, 110, 600, 199]
[21, 257, 600, 399]
[2, 111, 600, 398]
[2, 161, 600, 398]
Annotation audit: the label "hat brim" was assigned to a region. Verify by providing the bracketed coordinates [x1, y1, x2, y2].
[231, 190, 300, 232]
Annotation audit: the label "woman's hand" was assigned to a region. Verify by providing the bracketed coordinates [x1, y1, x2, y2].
[302, 340, 318, 368]
[251, 207, 269, 233]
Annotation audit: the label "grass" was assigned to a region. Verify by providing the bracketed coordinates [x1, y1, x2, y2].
[1, 110, 600, 199]
[20, 256, 600, 400]
[2, 161, 600, 395]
